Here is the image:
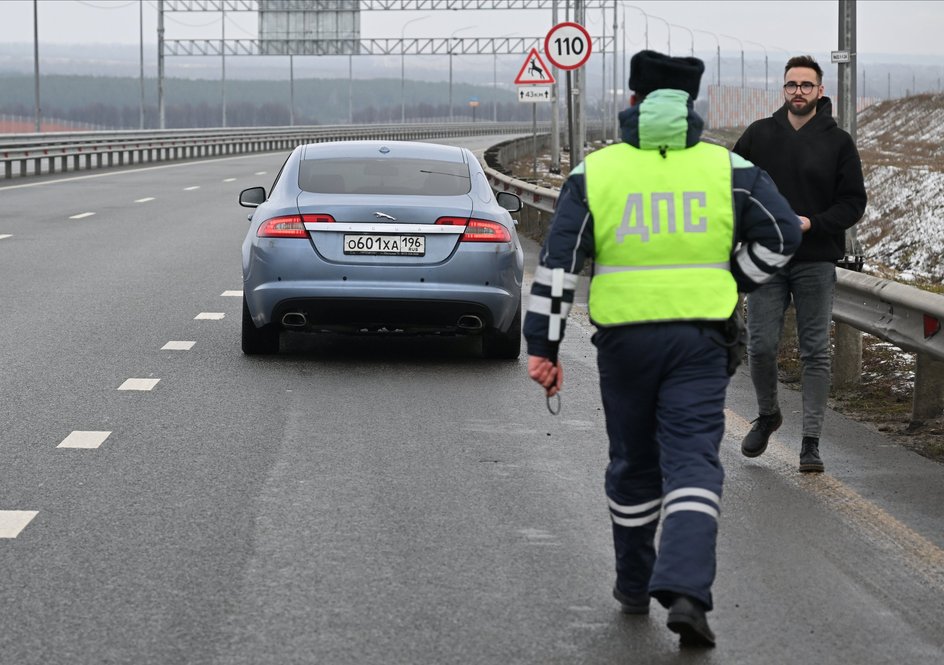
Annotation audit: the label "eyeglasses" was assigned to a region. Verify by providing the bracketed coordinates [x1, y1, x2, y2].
[783, 81, 818, 94]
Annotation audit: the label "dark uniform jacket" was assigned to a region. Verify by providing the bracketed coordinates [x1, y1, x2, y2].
[524, 92, 802, 361]
[732, 96, 867, 263]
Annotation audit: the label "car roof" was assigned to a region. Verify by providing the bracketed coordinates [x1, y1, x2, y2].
[300, 140, 466, 163]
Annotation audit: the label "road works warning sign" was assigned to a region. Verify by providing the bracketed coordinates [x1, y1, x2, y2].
[514, 48, 556, 85]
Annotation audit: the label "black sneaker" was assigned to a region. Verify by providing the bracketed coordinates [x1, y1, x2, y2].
[799, 437, 825, 473]
[666, 595, 716, 648]
[613, 586, 650, 615]
[741, 410, 782, 458]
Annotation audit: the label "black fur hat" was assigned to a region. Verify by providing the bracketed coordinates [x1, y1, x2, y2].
[629, 50, 705, 100]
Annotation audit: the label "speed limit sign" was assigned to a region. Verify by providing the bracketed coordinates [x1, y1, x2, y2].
[544, 22, 593, 70]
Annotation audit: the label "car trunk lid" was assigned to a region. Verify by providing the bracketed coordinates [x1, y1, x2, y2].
[297, 193, 475, 265]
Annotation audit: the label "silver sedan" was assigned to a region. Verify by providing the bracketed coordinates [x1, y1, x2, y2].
[238, 140, 524, 358]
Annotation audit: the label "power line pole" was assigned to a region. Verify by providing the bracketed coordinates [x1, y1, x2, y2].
[221, 5, 227, 127]
[834, 0, 862, 387]
[574, 0, 586, 165]
[158, 0, 165, 129]
[836, 1, 857, 153]
[33, 0, 40, 133]
[550, 0, 561, 173]
[612, 1, 618, 142]
[139, 0, 145, 129]
[566, 0, 575, 172]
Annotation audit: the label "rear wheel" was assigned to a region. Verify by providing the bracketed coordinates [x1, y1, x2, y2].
[241, 296, 280, 355]
[482, 299, 521, 360]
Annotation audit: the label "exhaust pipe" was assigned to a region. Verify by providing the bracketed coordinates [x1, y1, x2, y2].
[281, 312, 307, 328]
[457, 314, 484, 331]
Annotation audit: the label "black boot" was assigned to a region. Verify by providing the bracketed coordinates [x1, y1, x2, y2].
[799, 436, 825, 473]
[613, 586, 650, 615]
[666, 595, 716, 648]
[741, 410, 782, 458]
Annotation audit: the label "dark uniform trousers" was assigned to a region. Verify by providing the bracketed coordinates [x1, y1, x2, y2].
[594, 321, 729, 611]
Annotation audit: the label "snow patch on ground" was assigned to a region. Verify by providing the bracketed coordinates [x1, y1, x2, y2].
[857, 94, 944, 282]
[859, 165, 944, 280]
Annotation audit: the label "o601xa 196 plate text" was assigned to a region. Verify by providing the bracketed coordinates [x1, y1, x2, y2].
[343, 234, 425, 256]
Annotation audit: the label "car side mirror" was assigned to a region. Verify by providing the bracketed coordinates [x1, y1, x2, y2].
[239, 186, 267, 208]
[496, 191, 522, 213]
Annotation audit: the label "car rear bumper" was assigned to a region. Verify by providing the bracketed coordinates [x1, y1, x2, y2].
[246, 279, 520, 334]
[244, 239, 523, 333]
[270, 296, 496, 334]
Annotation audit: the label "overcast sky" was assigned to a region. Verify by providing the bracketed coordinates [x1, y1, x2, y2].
[2, 1, 944, 64]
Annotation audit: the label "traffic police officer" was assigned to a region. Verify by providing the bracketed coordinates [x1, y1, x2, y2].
[526, 50, 802, 648]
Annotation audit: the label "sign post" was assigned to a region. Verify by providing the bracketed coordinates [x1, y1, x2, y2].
[468, 97, 479, 122]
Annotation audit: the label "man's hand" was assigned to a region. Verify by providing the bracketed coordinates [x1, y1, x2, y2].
[799, 215, 811, 232]
[528, 355, 563, 397]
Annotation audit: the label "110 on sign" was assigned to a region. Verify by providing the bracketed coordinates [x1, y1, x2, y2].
[544, 22, 593, 70]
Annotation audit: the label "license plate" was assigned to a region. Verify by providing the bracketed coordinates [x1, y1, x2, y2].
[343, 234, 425, 256]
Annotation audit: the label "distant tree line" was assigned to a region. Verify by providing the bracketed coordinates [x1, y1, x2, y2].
[0, 74, 546, 129]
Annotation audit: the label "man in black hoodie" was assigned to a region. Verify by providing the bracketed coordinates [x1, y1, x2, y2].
[733, 55, 867, 473]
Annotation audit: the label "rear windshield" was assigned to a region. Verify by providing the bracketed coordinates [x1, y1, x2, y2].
[298, 157, 471, 196]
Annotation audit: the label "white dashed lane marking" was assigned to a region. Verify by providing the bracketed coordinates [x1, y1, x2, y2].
[162, 341, 195, 350]
[195, 312, 225, 320]
[253, 171, 267, 175]
[58, 431, 111, 449]
[135, 197, 155, 203]
[184, 186, 200, 191]
[0, 234, 11, 240]
[223, 178, 236, 182]
[0, 511, 38, 538]
[69, 212, 95, 219]
[118, 378, 160, 391]
[221, 290, 242, 297]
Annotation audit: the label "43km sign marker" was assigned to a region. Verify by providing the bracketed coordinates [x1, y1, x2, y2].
[544, 22, 593, 70]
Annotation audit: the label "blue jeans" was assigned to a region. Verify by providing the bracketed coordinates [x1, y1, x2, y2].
[745, 261, 836, 439]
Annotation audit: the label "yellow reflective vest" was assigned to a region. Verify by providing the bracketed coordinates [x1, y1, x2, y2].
[585, 141, 738, 326]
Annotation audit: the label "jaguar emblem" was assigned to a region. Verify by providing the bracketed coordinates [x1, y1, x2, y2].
[374, 212, 397, 221]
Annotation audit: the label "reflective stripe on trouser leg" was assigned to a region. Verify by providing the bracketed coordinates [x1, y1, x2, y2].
[651, 490, 722, 610]
[609, 495, 661, 596]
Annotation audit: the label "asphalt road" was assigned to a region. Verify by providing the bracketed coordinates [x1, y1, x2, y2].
[1, 137, 943, 664]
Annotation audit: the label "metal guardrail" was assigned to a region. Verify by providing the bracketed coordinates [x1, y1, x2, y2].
[483, 133, 944, 425]
[0, 122, 545, 180]
[832, 271, 944, 360]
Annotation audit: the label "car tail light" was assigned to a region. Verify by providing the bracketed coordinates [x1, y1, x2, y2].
[257, 215, 307, 238]
[257, 214, 334, 238]
[302, 214, 336, 225]
[435, 217, 511, 243]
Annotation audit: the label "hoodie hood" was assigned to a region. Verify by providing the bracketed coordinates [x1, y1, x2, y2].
[618, 89, 704, 150]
